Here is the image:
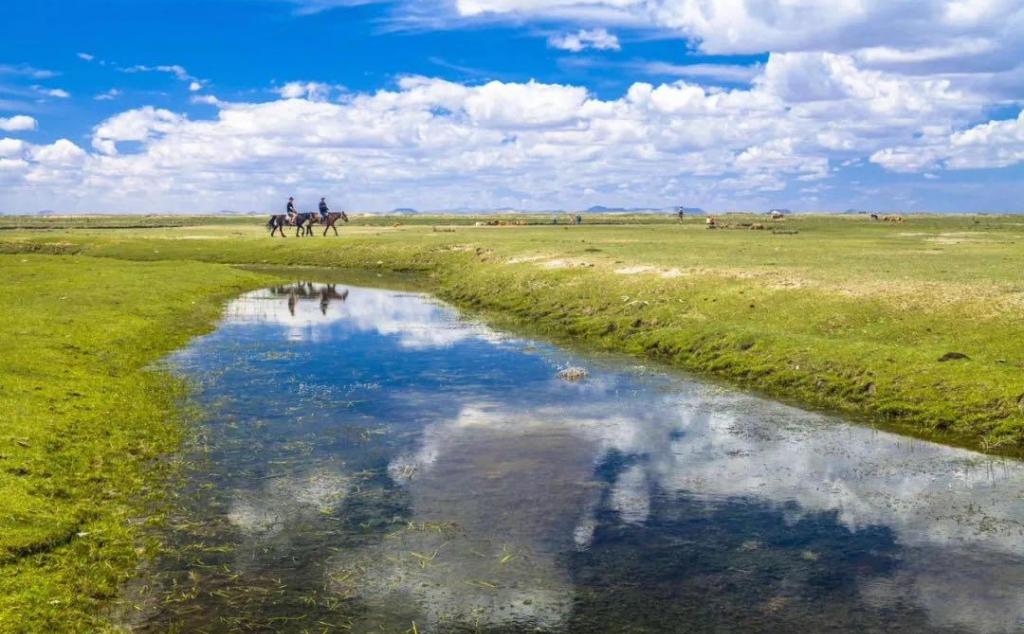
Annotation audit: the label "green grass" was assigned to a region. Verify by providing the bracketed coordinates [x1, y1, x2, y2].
[2, 212, 1024, 629]
[0, 255, 274, 632]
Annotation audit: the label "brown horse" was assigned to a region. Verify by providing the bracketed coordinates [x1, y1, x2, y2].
[320, 211, 349, 236]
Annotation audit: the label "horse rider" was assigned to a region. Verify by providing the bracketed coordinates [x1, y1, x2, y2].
[287, 197, 297, 224]
[319, 197, 329, 222]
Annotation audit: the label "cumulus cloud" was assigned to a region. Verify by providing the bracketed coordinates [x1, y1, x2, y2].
[636, 61, 761, 83]
[872, 110, 1024, 172]
[452, 0, 1024, 62]
[0, 138, 26, 157]
[90, 106, 184, 155]
[31, 139, 87, 165]
[0, 115, 37, 132]
[77, 52, 95, 62]
[548, 27, 621, 52]
[0, 50, 1012, 212]
[277, 81, 335, 101]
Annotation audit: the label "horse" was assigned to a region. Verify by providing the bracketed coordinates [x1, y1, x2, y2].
[320, 211, 349, 236]
[267, 213, 317, 237]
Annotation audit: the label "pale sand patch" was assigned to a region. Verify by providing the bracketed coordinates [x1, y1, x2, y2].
[543, 259, 593, 269]
[927, 236, 998, 245]
[614, 265, 658, 275]
[614, 265, 683, 279]
[507, 255, 547, 264]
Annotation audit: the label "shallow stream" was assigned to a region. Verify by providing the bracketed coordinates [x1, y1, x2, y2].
[137, 281, 1024, 632]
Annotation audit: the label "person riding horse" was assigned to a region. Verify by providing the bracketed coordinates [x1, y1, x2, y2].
[287, 197, 297, 225]
[319, 197, 330, 222]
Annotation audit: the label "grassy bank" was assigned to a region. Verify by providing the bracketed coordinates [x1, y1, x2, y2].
[3, 214, 1024, 452]
[0, 255, 273, 632]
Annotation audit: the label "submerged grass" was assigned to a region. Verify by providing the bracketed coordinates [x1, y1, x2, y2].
[0, 255, 274, 632]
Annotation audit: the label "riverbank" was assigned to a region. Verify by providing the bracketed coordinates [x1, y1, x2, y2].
[0, 255, 274, 631]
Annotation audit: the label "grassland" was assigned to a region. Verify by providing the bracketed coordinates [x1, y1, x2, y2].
[2, 212, 1024, 629]
[0, 255, 272, 631]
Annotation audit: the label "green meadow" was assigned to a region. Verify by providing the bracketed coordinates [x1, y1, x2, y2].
[2, 212, 1024, 628]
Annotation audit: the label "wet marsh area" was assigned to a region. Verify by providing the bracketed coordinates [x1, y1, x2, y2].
[135, 281, 1024, 632]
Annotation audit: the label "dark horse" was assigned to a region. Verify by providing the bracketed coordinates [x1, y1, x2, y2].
[268, 212, 317, 237]
[320, 211, 349, 236]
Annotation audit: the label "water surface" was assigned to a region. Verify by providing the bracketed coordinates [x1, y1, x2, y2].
[140, 282, 1024, 632]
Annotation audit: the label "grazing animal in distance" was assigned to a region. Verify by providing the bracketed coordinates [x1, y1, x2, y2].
[870, 213, 880, 221]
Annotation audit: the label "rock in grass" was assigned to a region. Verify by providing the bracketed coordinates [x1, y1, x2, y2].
[557, 367, 588, 382]
[937, 352, 970, 362]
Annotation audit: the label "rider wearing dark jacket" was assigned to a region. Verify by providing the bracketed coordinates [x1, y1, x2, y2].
[287, 197, 297, 223]
[319, 198, 329, 220]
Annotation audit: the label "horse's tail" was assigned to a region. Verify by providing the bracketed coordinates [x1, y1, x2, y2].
[267, 215, 277, 230]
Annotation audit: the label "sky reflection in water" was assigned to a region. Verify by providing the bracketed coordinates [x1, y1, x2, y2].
[154, 283, 1024, 633]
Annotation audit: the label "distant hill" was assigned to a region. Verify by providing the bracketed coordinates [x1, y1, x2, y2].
[391, 207, 419, 214]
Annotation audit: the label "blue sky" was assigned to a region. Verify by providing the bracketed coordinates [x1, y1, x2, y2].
[1, 0, 1023, 213]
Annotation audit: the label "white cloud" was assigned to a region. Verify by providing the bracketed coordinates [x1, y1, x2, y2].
[637, 61, 761, 83]
[277, 81, 335, 101]
[30, 139, 87, 165]
[0, 64, 58, 79]
[872, 110, 1024, 172]
[191, 94, 224, 106]
[0, 115, 37, 132]
[548, 28, 621, 52]
[95, 88, 122, 101]
[39, 87, 70, 99]
[123, 63, 192, 81]
[0, 138, 26, 158]
[77, 52, 95, 62]
[120, 63, 207, 90]
[91, 106, 184, 154]
[452, 0, 1024, 63]
[0, 52, 1010, 212]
